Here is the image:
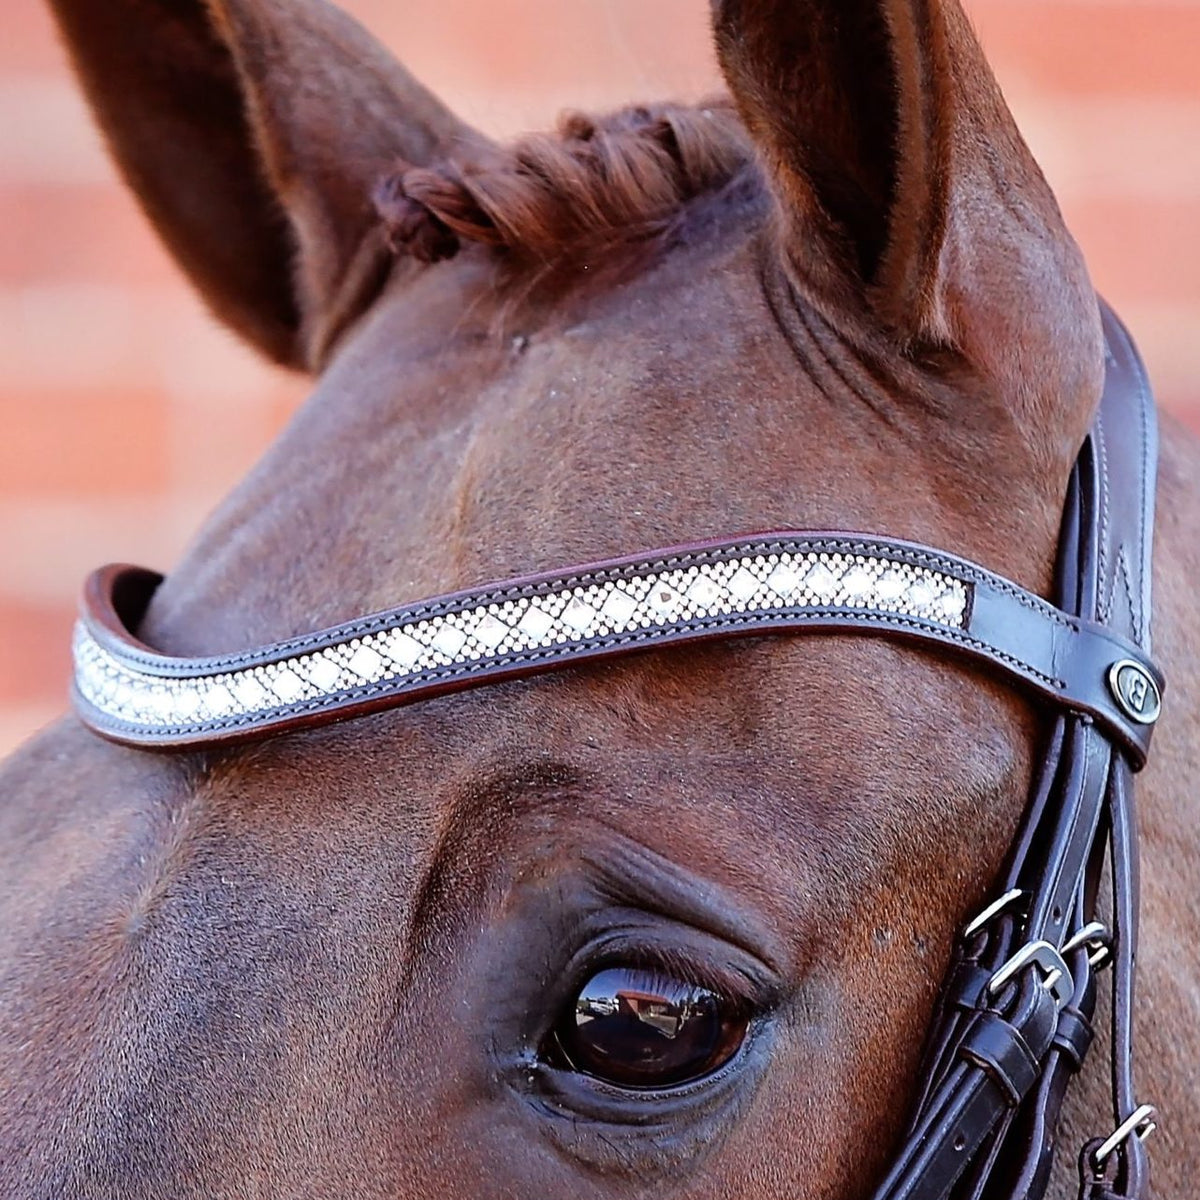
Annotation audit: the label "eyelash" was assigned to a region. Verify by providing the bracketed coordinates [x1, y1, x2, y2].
[567, 940, 767, 1014]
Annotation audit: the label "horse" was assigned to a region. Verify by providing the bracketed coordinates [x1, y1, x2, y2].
[1, 0, 1196, 1197]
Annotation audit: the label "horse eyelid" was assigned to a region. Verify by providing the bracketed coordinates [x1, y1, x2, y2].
[565, 937, 776, 1013]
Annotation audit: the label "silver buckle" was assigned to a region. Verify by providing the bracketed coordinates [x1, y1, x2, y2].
[1093, 1104, 1158, 1168]
[1062, 921, 1113, 970]
[987, 940, 1074, 1011]
[963, 888, 1026, 940]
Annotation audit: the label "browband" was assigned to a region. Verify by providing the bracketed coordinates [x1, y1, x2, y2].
[74, 532, 1161, 760]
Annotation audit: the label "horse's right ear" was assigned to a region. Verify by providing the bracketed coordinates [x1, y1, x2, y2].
[712, 1, 1098, 370]
[50, 0, 486, 370]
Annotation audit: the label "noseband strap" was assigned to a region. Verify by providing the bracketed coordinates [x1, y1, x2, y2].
[69, 302, 1162, 1199]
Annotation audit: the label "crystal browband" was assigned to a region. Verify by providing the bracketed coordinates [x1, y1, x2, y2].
[71, 533, 1162, 758]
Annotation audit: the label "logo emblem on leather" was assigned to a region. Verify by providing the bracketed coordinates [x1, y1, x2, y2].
[1108, 660, 1162, 726]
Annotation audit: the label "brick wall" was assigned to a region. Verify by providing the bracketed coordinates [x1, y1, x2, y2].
[2, 1, 1197, 756]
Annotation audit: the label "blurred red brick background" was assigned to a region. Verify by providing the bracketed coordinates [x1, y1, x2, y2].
[1, 0, 1198, 756]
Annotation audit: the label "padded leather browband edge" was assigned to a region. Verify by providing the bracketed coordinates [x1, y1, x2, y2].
[72, 530, 1162, 763]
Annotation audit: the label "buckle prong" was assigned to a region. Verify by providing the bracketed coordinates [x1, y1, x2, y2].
[1093, 1104, 1158, 1169]
[964, 889, 1027, 940]
[1063, 921, 1113, 970]
[987, 940, 1074, 1011]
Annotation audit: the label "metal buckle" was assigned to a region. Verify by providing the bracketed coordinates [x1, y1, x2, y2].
[963, 888, 1026, 940]
[987, 940, 1074, 1011]
[1093, 1104, 1158, 1168]
[1062, 921, 1113, 970]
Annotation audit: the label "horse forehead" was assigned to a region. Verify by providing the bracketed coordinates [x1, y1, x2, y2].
[148, 243, 959, 661]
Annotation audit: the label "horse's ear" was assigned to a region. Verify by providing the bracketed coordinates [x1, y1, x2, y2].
[50, 0, 485, 369]
[712, 0, 1100, 391]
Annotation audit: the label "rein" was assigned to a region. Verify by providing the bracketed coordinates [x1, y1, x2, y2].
[70, 301, 1163, 1199]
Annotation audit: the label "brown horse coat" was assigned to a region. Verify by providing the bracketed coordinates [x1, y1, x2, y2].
[1, 1, 1197, 1196]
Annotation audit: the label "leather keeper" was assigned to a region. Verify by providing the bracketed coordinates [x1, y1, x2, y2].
[1078, 1138, 1123, 1200]
[1053, 1005, 1096, 1072]
[947, 961, 994, 1014]
[959, 1011, 1043, 1107]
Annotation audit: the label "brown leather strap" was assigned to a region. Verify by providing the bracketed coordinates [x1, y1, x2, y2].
[72, 532, 1161, 759]
[870, 301, 1160, 1200]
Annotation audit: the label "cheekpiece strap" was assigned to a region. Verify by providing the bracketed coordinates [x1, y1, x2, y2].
[868, 301, 1161, 1200]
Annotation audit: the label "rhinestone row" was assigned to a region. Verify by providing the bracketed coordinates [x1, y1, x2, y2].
[74, 550, 969, 731]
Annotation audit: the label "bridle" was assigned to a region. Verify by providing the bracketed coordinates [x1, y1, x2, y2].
[70, 300, 1163, 1200]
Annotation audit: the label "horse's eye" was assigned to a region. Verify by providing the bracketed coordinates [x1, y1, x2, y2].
[546, 966, 750, 1089]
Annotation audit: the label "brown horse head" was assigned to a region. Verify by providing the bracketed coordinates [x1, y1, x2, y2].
[2, 1, 1197, 1197]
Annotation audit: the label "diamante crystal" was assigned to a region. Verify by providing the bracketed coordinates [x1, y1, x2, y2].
[561, 597, 600, 635]
[841, 566, 875, 600]
[206, 683, 237, 717]
[233, 674, 271, 709]
[647, 584, 682, 618]
[347, 645, 386, 681]
[727, 567, 760, 602]
[907, 580, 940, 611]
[270, 668, 306, 703]
[172, 688, 201, 719]
[306, 654, 343, 692]
[472, 613, 510, 650]
[518, 605, 555, 640]
[804, 563, 840, 601]
[686, 575, 723, 609]
[379, 629, 423, 669]
[432, 623, 467, 657]
[876, 569, 909, 602]
[601, 589, 639, 626]
[767, 564, 800, 598]
[940, 591, 968, 624]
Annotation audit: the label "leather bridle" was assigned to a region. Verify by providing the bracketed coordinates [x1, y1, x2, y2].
[70, 300, 1164, 1200]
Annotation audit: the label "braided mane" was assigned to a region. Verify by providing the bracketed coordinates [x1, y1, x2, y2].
[373, 100, 754, 273]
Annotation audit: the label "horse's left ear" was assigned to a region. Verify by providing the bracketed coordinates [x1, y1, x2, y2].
[51, 0, 487, 370]
[713, 0, 1102, 431]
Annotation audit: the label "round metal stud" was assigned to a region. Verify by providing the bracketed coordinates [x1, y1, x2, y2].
[1108, 659, 1162, 726]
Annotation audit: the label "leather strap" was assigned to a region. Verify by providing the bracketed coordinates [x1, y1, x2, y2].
[873, 979, 1063, 1200]
[868, 301, 1159, 1200]
[73, 531, 1161, 758]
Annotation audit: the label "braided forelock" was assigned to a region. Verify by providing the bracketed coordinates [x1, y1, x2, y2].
[373, 100, 753, 271]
